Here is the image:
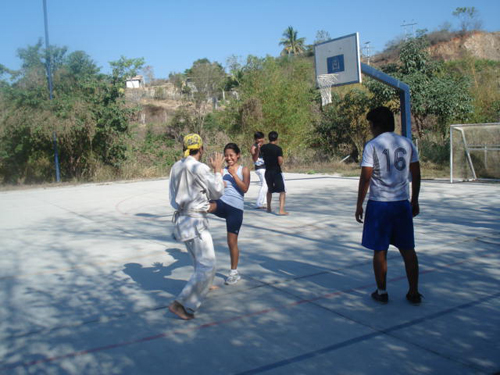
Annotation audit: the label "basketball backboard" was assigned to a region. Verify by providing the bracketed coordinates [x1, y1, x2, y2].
[314, 33, 362, 87]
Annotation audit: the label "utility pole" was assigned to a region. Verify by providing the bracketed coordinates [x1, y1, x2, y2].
[401, 20, 417, 40]
[43, 0, 61, 182]
[362, 41, 372, 65]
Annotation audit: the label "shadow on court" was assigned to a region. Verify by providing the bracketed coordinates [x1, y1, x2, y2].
[0, 174, 498, 374]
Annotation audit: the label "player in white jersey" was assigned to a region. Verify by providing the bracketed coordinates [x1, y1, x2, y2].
[355, 107, 422, 305]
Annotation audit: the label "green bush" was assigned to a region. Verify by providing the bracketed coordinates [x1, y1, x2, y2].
[418, 136, 450, 165]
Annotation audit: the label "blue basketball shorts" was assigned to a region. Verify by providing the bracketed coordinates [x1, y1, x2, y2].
[362, 200, 415, 251]
[212, 199, 243, 235]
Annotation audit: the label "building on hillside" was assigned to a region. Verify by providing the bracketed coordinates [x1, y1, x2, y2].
[126, 75, 145, 89]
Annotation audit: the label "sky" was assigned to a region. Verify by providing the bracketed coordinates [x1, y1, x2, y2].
[1, 0, 499, 79]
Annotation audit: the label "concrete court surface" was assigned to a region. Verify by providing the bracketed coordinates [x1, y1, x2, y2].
[0, 172, 499, 375]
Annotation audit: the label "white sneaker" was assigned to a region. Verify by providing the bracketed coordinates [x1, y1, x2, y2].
[225, 271, 241, 285]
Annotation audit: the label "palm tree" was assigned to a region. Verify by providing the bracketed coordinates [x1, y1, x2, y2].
[279, 26, 306, 56]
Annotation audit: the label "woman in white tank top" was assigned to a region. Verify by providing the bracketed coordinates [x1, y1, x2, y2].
[208, 143, 250, 285]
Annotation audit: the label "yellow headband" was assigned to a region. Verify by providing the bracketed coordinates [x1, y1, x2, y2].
[183, 133, 203, 157]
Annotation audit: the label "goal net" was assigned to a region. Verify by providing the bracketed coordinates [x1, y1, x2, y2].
[450, 123, 500, 182]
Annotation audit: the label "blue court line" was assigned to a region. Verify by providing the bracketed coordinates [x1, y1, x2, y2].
[235, 291, 500, 375]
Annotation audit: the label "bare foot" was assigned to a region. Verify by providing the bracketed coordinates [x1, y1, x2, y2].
[209, 285, 220, 291]
[278, 211, 289, 216]
[168, 301, 194, 320]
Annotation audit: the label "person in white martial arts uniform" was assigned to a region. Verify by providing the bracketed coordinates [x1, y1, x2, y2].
[168, 133, 225, 320]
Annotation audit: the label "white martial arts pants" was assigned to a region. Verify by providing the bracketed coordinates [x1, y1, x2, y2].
[176, 230, 216, 312]
[255, 168, 268, 208]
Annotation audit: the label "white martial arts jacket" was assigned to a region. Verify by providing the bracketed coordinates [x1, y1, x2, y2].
[169, 156, 224, 242]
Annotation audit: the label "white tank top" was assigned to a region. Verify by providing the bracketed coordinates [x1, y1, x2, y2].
[220, 166, 244, 211]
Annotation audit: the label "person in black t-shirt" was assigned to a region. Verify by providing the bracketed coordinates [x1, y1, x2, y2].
[260, 131, 289, 215]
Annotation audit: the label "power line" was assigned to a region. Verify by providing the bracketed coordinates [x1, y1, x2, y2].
[401, 20, 417, 40]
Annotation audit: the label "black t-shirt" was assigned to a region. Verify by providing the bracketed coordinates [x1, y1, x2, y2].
[261, 143, 283, 172]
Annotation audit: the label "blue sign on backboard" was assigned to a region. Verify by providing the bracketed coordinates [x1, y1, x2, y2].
[327, 55, 345, 74]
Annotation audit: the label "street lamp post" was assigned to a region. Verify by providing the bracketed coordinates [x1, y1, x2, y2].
[43, 0, 61, 182]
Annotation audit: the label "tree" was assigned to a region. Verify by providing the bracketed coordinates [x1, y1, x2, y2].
[189, 59, 226, 101]
[453, 7, 482, 35]
[225, 55, 244, 90]
[142, 65, 155, 85]
[399, 33, 432, 75]
[239, 97, 263, 131]
[339, 89, 372, 157]
[167, 106, 194, 141]
[314, 30, 331, 44]
[109, 56, 145, 83]
[66, 51, 99, 79]
[427, 74, 473, 133]
[187, 59, 226, 134]
[17, 41, 45, 73]
[279, 26, 306, 56]
[13, 41, 69, 105]
[16, 40, 68, 76]
[0, 43, 142, 183]
[445, 58, 500, 123]
[314, 92, 346, 155]
[400, 35, 472, 136]
[316, 89, 371, 160]
[364, 33, 473, 138]
[237, 56, 316, 153]
[168, 72, 186, 93]
[0, 64, 10, 76]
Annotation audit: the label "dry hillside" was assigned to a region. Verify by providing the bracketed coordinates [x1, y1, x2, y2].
[430, 31, 500, 61]
[371, 31, 500, 65]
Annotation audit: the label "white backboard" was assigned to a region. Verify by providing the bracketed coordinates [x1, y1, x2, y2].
[314, 33, 362, 87]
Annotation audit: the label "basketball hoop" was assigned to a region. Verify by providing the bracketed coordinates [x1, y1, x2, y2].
[317, 74, 337, 107]
[314, 33, 362, 107]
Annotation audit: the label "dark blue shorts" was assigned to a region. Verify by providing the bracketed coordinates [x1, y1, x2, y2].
[212, 199, 243, 235]
[362, 200, 415, 251]
[264, 170, 285, 193]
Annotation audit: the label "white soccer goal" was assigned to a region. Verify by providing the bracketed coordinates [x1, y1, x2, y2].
[450, 123, 500, 183]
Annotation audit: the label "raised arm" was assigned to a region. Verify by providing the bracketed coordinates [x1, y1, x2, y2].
[202, 152, 225, 200]
[228, 165, 251, 193]
[250, 143, 260, 163]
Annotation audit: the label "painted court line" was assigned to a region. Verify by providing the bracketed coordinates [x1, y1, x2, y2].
[235, 292, 500, 375]
[5, 247, 484, 341]
[1, 255, 494, 372]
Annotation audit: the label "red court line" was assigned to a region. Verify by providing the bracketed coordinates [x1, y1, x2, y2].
[0, 256, 478, 371]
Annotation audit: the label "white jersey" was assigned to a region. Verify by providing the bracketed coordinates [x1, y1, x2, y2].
[361, 132, 419, 202]
[169, 156, 224, 241]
